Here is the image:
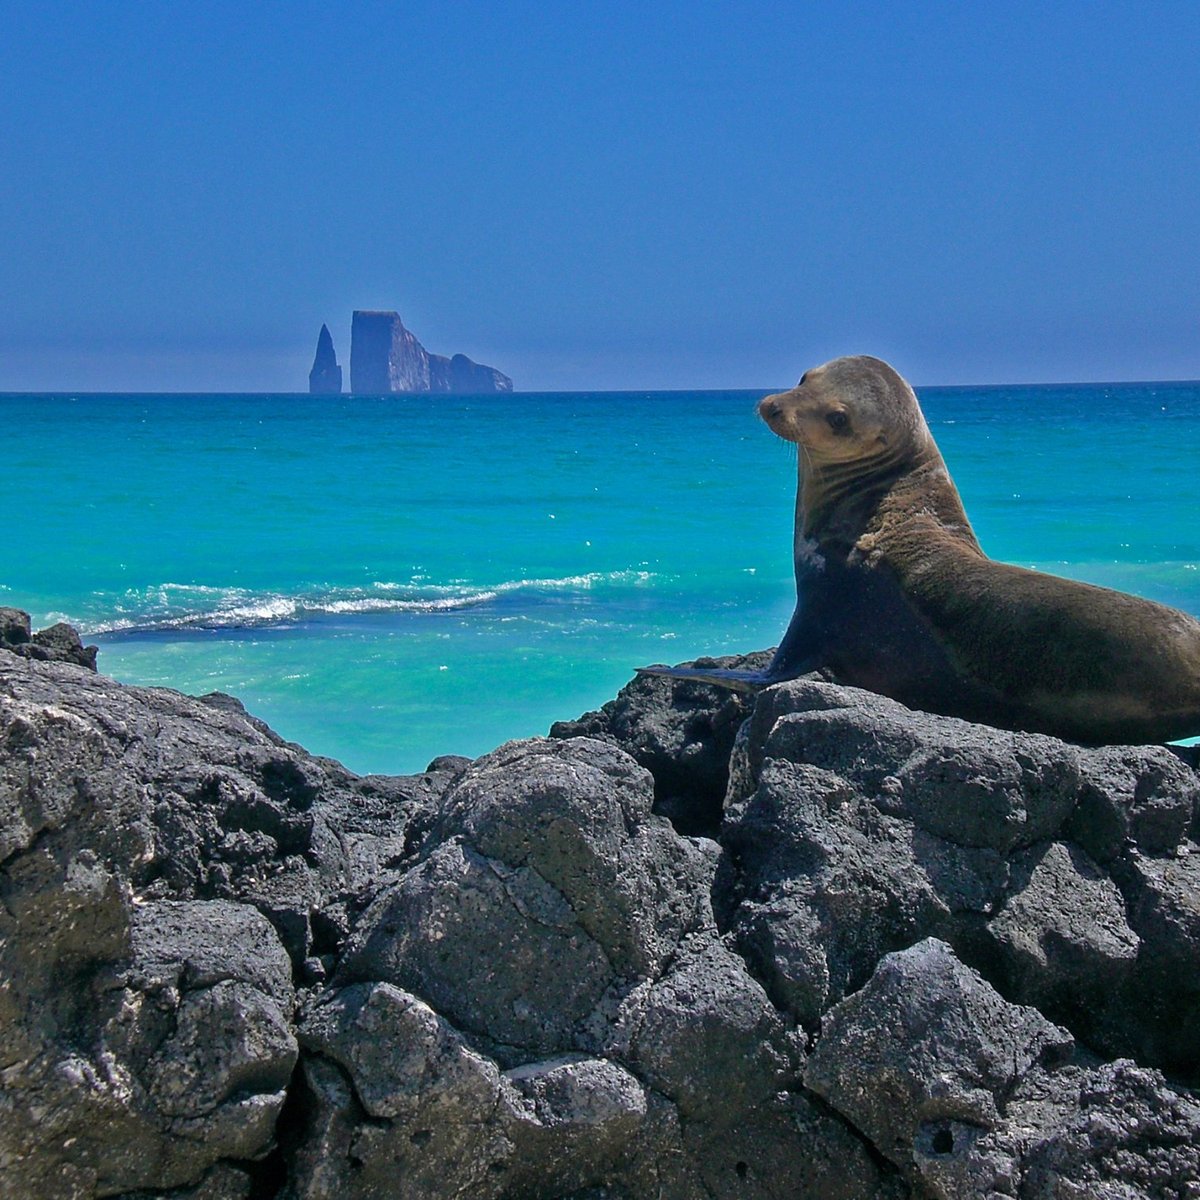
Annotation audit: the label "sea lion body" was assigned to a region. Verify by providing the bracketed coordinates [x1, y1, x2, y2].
[640, 355, 1200, 745]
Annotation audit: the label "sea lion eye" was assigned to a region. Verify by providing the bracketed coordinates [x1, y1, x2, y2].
[826, 410, 849, 432]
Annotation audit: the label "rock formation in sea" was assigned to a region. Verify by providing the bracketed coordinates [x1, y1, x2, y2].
[4, 618, 1200, 1197]
[307, 324, 343, 395]
[349, 310, 513, 394]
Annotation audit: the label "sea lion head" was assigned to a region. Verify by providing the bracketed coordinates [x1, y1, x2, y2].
[758, 355, 931, 466]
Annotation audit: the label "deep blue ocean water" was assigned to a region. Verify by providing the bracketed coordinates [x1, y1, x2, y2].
[4, 383, 1199, 774]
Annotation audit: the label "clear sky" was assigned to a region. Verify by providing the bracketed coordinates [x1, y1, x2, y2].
[2, 1, 1197, 391]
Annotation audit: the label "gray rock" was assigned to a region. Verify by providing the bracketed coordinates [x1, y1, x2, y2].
[337, 834, 618, 1058]
[0, 607, 97, 669]
[728, 754, 956, 1024]
[130, 897, 295, 998]
[308, 323, 343, 394]
[300, 980, 506, 1123]
[429, 350, 514, 394]
[0, 605, 31, 647]
[141, 979, 295, 1119]
[114, 1162, 256, 1199]
[1112, 847, 1200, 1070]
[308, 731, 897, 1198]
[1016, 1060, 1200, 1198]
[801, 934, 1200, 1198]
[728, 677, 1081, 851]
[434, 736, 718, 975]
[288, 1040, 666, 1200]
[0, 641, 450, 1196]
[5, 627, 1200, 1196]
[349, 310, 511, 394]
[1070, 744, 1200, 862]
[607, 937, 800, 1122]
[335, 736, 721, 1061]
[723, 672, 860, 807]
[985, 840, 1139, 1019]
[0, 886, 296, 1196]
[551, 652, 768, 836]
[720, 673, 1200, 1076]
[806, 939, 1072, 1159]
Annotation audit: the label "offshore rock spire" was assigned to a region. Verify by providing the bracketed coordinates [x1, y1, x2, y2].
[308, 324, 343, 395]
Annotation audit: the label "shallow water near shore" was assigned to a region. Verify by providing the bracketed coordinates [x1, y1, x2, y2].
[5, 382, 1200, 773]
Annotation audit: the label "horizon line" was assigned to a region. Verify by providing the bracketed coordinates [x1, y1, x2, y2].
[3, 376, 1200, 397]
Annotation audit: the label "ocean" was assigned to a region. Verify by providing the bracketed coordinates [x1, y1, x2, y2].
[4, 383, 1200, 774]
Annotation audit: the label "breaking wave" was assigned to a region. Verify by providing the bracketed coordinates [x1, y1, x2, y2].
[74, 573, 658, 635]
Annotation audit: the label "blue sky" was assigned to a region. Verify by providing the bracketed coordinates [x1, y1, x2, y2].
[2, 1, 1197, 390]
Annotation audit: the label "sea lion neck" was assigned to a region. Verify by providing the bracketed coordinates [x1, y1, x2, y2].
[799, 436, 943, 544]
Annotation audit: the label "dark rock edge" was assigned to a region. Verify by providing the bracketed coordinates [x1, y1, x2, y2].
[4, 615, 1200, 1199]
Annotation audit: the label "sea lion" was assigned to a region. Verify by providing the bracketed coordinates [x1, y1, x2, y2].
[639, 355, 1200, 745]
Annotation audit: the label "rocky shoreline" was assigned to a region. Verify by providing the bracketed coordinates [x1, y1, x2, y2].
[3, 609, 1200, 1198]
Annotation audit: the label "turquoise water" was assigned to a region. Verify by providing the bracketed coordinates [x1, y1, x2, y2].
[4, 383, 1200, 773]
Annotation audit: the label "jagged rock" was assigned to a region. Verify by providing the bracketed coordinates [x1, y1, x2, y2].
[0, 882, 296, 1195]
[806, 939, 1071, 1184]
[0, 606, 97, 669]
[806, 939, 1200, 1199]
[302, 734, 886, 1199]
[714, 673, 1200, 1075]
[606, 937, 799, 1123]
[349, 309, 430, 392]
[0, 639, 454, 1197]
[5, 622, 1200, 1196]
[720, 676, 1079, 1024]
[0, 606, 30, 648]
[307, 323, 342, 394]
[984, 839, 1140, 1022]
[297, 983, 663, 1199]
[550, 652, 769, 837]
[430, 737, 718, 979]
[1069, 743, 1200, 862]
[349, 310, 512, 394]
[126, 900, 297, 1120]
[1014, 1060, 1200, 1197]
[429, 351, 513, 394]
[726, 675, 1083, 848]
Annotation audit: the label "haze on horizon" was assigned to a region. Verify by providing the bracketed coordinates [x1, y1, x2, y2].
[2, 2, 1198, 393]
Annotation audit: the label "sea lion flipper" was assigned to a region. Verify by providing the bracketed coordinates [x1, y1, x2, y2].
[634, 665, 770, 693]
[635, 600, 822, 695]
[762, 616, 819, 680]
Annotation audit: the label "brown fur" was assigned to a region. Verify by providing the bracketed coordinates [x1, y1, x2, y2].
[756, 355, 1200, 744]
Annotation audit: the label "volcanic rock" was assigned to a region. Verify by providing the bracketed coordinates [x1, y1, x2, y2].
[429, 351, 513, 394]
[307, 323, 342, 394]
[0, 606, 97, 669]
[349, 310, 512, 394]
[4, 621, 1200, 1197]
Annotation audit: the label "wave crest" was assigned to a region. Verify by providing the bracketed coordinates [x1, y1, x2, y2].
[77, 572, 657, 635]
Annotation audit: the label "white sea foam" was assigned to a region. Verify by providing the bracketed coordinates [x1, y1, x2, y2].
[79, 571, 659, 635]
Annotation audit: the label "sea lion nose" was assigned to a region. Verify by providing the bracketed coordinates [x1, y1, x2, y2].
[759, 396, 783, 421]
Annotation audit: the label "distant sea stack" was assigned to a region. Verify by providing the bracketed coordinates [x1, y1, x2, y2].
[349, 310, 513, 394]
[308, 324, 343, 395]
